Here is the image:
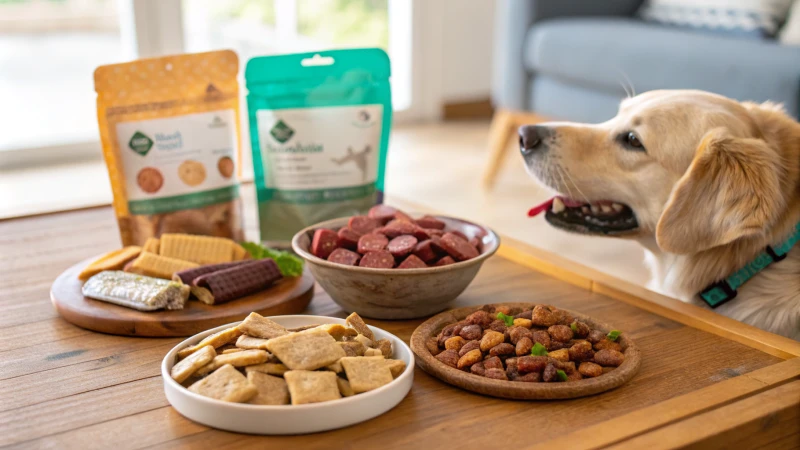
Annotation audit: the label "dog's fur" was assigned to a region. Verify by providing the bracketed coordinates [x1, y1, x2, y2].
[522, 90, 800, 339]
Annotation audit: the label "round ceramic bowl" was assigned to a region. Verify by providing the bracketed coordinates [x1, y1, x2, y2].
[292, 215, 500, 319]
[162, 315, 415, 435]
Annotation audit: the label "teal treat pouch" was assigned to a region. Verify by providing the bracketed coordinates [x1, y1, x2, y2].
[245, 49, 392, 243]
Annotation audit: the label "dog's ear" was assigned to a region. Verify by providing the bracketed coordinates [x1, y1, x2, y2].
[656, 128, 785, 254]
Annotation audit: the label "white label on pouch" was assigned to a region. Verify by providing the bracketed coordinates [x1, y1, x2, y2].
[256, 104, 383, 190]
[115, 109, 238, 203]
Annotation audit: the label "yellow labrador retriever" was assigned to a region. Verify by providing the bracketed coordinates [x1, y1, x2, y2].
[521, 90, 800, 339]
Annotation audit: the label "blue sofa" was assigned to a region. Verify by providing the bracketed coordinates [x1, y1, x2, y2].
[492, 0, 800, 122]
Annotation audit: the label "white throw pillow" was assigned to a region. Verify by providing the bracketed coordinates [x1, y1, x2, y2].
[780, 0, 800, 45]
[638, 0, 795, 37]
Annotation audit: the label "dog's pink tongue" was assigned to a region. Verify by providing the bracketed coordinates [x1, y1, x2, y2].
[528, 198, 554, 217]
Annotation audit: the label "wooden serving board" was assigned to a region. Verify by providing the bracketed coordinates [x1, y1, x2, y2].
[411, 303, 641, 399]
[50, 256, 315, 337]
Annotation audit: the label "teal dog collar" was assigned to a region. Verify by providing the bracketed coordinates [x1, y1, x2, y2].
[699, 222, 800, 308]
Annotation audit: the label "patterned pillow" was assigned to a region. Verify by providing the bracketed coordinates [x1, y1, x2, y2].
[780, 0, 800, 44]
[638, 0, 795, 37]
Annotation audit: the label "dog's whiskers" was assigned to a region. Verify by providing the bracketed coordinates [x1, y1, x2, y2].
[562, 167, 589, 202]
[615, 68, 636, 98]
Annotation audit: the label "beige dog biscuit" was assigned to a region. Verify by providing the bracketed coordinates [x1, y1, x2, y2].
[354, 334, 374, 349]
[222, 348, 243, 354]
[238, 312, 288, 339]
[236, 335, 270, 350]
[284, 370, 341, 405]
[188, 364, 257, 403]
[341, 356, 394, 394]
[364, 348, 383, 357]
[345, 312, 374, 340]
[247, 371, 290, 405]
[337, 377, 355, 397]
[317, 324, 358, 341]
[196, 349, 270, 376]
[178, 326, 242, 359]
[326, 359, 344, 373]
[266, 328, 346, 370]
[178, 160, 206, 186]
[246, 362, 289, 377]
[170, 345, 216, 383]
[375, 338, 393, 357]
[384, 359, 406, 378]
[337, 341, 366, 357]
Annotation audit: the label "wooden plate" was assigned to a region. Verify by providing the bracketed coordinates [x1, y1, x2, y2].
[410, 303, 642, 399]
[51, 256, 315, 337]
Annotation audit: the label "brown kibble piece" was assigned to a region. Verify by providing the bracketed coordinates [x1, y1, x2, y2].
[542, 363, 558, 382]
[594, 339, 623, 352]
[579, 362, 604, 377]
[465, 310, 494, 328]
[488, 343, 515, 357]
[569, 340, 595, 362]
[457, 349, 483, 369]
[517, 372, 540, 382]
[553, 309, 574, 325]
[509, 326, 533, 345]
[484, 368, 508, 380]
[470, 361, 486, 376]
[515, 337, 533, 356]
[459, 324, 482, 340]
[595, 349, 625, 367]
[517, 355, 549, 373]
[435, 349, 459, 368]
[531, 330, 551, 349]
[445, 336, 467, 351]
[488, 320, 507, 334]
[548, 324, 574, 342]
[437, 323, 457, 346]
[480, 330, 505, 351]
[426, 336, 442, 356]
[483, 356, 503, 370]
[531, 305, 557, 327]
[587, 329, 606, 344]
[571, 321, 591, 338]
[458, 340, 481, 357]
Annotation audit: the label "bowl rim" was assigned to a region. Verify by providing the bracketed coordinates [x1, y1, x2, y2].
[161, 315, 415, 411]
[291, 214, 500, 274]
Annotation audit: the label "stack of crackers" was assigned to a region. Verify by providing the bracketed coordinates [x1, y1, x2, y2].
[171, 312, 406, 405]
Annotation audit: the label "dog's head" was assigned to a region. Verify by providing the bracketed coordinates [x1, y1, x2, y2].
[522, 89, 795, 254]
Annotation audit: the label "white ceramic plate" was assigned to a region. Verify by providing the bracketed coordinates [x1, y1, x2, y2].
[161, 315, 415, 435]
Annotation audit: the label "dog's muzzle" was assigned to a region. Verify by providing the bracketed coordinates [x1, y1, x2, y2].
[519, 125, 549, 156]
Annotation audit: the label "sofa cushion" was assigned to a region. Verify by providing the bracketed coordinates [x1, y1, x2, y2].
[524, 18, 800, 117]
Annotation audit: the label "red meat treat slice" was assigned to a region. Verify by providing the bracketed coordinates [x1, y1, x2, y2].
[415, 215, 446, 230]
[413, 239, 439, 263]
[327, 248, 361, 266]
[394, 210, 414, 222]
[311, 229, 339, 259]
[357, 233, 389, 254]
[368, 204, 397, 224]
[424, 228, 445, 238]
[430, 235, 446, 253]
[397, 254, 427, 269]
[359, 250, 395, 268]
[381, 219, 418, 238]
[450, 230, 469, 241]
[440, 232, 479, 261]
[337, 226, 360, 250]
[468, 236, 482, 251]
[434, 256, 456, 266]
[348, 215, 379, 236]
[411, 227, 431, 240]
[387, 235, 418, 257]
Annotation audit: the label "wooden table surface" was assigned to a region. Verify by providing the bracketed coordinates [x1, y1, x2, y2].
[2, 203, 799, 449]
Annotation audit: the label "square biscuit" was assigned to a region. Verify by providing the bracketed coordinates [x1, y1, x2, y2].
[171, 345, 216, 383]
[340, 356, 394, 394]
[345, 313, 374, 340]
[247, 371, 290, 405]
[337, 377, 355, 397]
[196, 349, 270, 376]
[178, 326, 242, 359]
[284, 370, 341, 405]
[236, 335, 270, 350]
[188, 364, 257, 403]
[384, 359, 407, 378]
[266, 328, 346, 370]
[245, 363, 289, 377]
[326, 359, 344, 373]
[364, 348, 383, 357]
[238, 312, 288, 339]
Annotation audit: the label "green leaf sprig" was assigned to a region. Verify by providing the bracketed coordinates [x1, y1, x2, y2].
[607, 330, 621, 341]
[531, 342, 548, 356]
[496, 312, 514, 327]
[556, 369, 568, 381]
[570, 322, 578, 333]
[240, 241, 304, 277]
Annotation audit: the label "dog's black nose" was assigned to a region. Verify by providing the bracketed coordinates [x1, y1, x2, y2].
[519, 125, 546, 155]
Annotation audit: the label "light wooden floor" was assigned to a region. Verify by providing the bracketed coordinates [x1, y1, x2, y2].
[0, 120, 651, 288]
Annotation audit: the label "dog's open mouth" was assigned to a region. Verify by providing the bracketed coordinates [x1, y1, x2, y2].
[528, 196, 639, 235]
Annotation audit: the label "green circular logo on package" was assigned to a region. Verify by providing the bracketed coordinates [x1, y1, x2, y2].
[270, 120, 294, 144]
[129, 131, 154, 156]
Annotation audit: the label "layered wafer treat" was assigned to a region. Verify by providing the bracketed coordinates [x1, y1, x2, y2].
[172, 260, 252, 285]
[78, 246, 142, 281]
[129, 252, 199, 279]
[160, 234, 240, 265]
[192, 259, 283, 304]
[82, 271, 190, 311]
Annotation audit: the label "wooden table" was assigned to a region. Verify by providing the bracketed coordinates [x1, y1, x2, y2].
[2, 201, 799, 449]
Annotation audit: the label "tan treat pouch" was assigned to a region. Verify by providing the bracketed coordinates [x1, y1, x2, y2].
[94, 50, 244, 246]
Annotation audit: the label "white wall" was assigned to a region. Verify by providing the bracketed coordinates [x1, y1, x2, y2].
[439, 0, 495, 103]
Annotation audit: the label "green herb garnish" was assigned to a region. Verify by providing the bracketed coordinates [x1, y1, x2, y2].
[531, 342, 548, 356]
[570, 322, 578, 333]
[556, 369, 568, 381]
[496, 312, 514, 327]
[240, 242, 304, 277]
[607, 330, 621, 341]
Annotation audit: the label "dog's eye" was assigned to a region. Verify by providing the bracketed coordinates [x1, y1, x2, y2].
[624, 132, 645, 151]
